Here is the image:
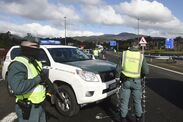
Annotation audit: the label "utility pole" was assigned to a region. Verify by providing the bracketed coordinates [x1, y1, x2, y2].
[138, 18, 140, 42]
[64, 16, 67, 45]
[137, 18, 144, 53]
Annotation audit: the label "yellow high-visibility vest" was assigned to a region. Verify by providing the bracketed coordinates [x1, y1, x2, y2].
[93, 49, 99, 57]
[13, 56, 46, 104]
[121, 50, 143, 78]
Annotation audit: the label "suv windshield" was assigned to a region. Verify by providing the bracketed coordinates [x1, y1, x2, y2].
[48, 48, 90, 63]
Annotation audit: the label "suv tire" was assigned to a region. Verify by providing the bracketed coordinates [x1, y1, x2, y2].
[55, 84, 80, 116]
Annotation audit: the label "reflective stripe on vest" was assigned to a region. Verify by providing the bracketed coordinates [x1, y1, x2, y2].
[13, 56, 46, 104]
[121, 50, 143, 78]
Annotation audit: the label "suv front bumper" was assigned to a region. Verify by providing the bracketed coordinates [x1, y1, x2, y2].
[75, 78, 117, 104]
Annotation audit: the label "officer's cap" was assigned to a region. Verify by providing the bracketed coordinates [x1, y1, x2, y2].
[21, 33, 40, 48]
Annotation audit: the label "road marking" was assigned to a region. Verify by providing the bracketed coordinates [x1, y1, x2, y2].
[149, 64, 183, 75]
[0, 78, 3, 81]
[0, 112, 17, 122]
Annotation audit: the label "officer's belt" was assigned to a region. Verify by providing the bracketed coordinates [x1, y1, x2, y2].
[124, 77, 141, 81]
[16, 100, 45, 108]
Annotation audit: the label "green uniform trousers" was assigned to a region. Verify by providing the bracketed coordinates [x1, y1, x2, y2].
[119, 78, 142, 118]
[15, 103, 46, 122]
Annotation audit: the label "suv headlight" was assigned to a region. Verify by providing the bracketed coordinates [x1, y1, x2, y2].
[76, 70, 99, 82]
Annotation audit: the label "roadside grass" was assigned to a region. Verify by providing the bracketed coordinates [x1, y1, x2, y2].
[147, 58, 183, 73]
[145, 50, 183, 56]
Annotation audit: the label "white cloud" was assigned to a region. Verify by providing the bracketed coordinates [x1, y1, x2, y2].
[116, 0, 183, 37]
[82, 5, 124, 25]
[61, 0, 102, 5]
[67, 30, 103, 37]
[0, 21, 103, 37]
[119, 0, 173, 22]
[0, 0, 80, 21]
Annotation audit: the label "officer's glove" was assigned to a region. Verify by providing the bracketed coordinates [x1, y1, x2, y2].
[39, 70, 48, 85]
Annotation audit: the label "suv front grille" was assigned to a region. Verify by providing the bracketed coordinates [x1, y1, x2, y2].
[99, 70, 116, 82]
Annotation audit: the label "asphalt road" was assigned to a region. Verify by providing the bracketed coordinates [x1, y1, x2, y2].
[0, 53, 183, 122]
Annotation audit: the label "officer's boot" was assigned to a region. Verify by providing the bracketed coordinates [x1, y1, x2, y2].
[121, 117, 127, 122]
[136, 116, 142, 122]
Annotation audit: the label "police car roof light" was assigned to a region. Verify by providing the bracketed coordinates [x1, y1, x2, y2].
[40, 40, 61, 45]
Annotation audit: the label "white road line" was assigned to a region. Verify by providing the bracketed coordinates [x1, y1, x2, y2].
[149, 64, 183, 75]
[0, 112, 17, 122]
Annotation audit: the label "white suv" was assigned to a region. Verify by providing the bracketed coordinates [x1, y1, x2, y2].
[2, 44, 117, 116]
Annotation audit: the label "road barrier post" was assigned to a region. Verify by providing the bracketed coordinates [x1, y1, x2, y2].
[142, 77, 146, 122]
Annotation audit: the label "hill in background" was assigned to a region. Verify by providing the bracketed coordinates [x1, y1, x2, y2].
[73, 32, 140, 42]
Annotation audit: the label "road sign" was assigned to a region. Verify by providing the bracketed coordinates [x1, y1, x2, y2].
[165, 38, 174, 49]
[139, 37, 147, 45]
[140, 43, 146, 47]
[110, 41, 117, 46]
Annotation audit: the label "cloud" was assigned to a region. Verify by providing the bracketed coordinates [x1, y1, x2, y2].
[0, 21, 103, 37]
[82, 5, 124, 25]
[119, 0, 173, 22]
[0, 0, 80, 21]
[116, 0, 183, 37]
[61, 0, 102, 5]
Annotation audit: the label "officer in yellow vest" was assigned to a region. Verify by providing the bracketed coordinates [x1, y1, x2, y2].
[93, 48, 99, 59]
[116, 42, 149, 122]
[7, 36, 46, 122]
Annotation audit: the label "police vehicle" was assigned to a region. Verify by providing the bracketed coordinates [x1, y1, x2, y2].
[2, 40, 117, 116]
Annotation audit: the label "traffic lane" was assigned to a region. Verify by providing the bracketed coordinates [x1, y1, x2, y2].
[46, 100, 116, 122]
[0, 80, 16, 119]
[104, 51, 120, 64]
[146, 66, 183, 122]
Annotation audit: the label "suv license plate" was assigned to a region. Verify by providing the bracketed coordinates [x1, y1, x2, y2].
[109, 82, 117, 90]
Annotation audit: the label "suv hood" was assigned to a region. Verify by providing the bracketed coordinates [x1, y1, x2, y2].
[65, 59, 116, 73]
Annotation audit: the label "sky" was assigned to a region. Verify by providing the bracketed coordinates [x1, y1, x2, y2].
[0, 0, 183, 38]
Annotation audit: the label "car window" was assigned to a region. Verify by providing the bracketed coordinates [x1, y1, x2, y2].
[38, 49, 50, 66]
[10, 48, 21, 60]
[48, 48, 90, 63]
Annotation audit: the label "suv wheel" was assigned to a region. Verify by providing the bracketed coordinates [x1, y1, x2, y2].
[55, 85, 80, 116]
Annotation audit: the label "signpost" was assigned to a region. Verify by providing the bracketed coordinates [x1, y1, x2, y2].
[110, 41, 117, 52]
[139, 36, 147, 54]
[110, 41, 117, 47]
[165, 38, 174, 49]
[139, 36, 147, 122]
[165, 38, 174, 63]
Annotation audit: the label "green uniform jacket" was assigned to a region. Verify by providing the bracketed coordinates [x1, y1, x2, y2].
[7, 61, 41, 95]
[116, 48, 149, 79]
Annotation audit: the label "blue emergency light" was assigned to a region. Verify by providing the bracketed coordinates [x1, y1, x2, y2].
[40, 40, 61, 45]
